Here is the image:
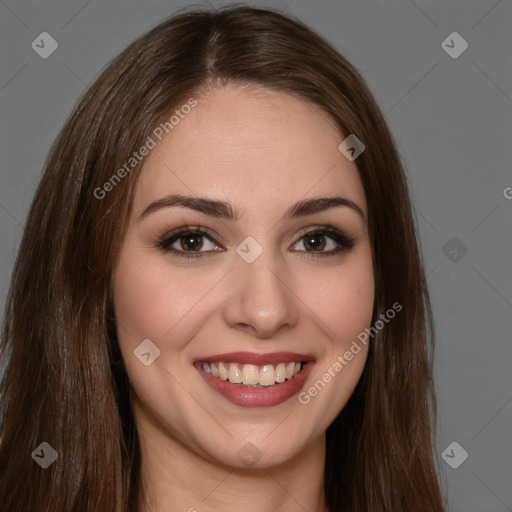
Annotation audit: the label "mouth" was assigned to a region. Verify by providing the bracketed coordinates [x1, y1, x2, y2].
[196, 360, 306, 387]
[193, 352, 315, 407]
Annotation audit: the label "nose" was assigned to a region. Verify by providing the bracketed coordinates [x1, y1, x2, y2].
[222, 253, 299, 339]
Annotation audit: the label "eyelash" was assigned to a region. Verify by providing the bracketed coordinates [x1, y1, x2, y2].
[156, 224, 356, 260]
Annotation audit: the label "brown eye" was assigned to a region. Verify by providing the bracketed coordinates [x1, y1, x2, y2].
[292, 232, 338, 253]
[303, 233, 326, 251]
[179, 234, 204, 251]
[158, 228, 222, 258]
[290, 226, 356, 257]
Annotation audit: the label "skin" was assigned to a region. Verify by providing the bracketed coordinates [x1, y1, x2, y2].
[113, 84, 375, 512]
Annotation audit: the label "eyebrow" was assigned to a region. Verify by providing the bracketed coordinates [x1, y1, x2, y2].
[138, 194, 365, 223]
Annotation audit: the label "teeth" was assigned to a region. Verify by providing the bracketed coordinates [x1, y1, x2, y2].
[228, 364, 242, 384]
[204, 361, 304, 386]
[275, 363, 286, 383]
[242, 364, 259, 385]
[218, 362, 229, 380]
[259, 365, 276, 386]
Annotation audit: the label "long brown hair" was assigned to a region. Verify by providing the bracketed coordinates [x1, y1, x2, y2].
[0, 6, 445, 511]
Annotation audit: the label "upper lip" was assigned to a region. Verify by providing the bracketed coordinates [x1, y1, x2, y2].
[194, 351, 315, 365]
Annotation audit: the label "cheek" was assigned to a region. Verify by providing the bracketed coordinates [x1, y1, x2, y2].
[112, 251, 214, 424]
[113, 263, 172, 346]
[316, 277, 373, 335]
[298, 247, 374, 400]
[296, 267, 373, 422]
[113, 249, 213, 347]
[298, 252, 375, 345]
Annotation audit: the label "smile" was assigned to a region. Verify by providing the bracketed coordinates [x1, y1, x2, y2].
[194, 351, 315, 407]
[199, 361, 305, 387]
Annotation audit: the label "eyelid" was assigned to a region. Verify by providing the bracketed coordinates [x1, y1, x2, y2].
[289, 224, 355, 248]
[157, 223, 355, 257]
[157, 224, 223, 244]
[292, 225, 338, 243]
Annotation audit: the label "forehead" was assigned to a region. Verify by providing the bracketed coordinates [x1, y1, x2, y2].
[133, 84, 366, 219]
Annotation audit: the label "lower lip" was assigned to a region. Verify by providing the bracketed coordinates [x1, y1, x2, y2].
[195, 361, 315, 408]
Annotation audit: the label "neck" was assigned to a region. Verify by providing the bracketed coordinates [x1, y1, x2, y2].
[134, 398, 328, 512]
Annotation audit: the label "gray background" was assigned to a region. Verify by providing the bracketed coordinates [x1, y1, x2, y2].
[1, 0, 511, 510]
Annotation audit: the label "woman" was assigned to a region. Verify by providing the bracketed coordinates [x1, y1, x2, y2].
[0, 6, 446, 512]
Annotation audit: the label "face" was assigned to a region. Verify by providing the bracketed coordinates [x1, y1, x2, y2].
[113, 84, 374, 469]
